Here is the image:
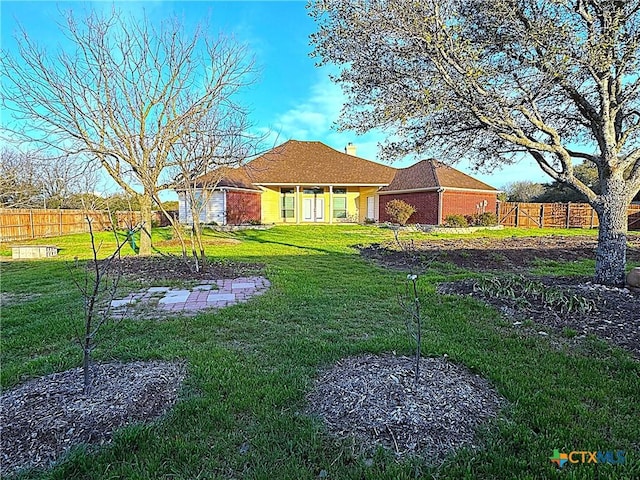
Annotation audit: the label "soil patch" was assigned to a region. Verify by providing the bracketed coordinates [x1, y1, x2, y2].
[358, 234, 640, 272]
[439, 277, 640, 358]
[0, 361, 185, 477]
[104, 255, 264, 283]
[306, 354, 504, 462]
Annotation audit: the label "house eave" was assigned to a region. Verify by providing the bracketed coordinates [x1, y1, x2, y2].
[378, 187, 441, 195]
[176, 186, 261, 193]
[379, 186, 497, 195]
[254, 182, 390, 188]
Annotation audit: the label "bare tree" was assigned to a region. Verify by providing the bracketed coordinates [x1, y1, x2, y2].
[0, 147, 96, 208]
[166, 101, 265, 271]
[0, 148, 44, 208]
[1, 7, 256, 255]
[503, 181, 545, 202]
[310, 0, 640, 286]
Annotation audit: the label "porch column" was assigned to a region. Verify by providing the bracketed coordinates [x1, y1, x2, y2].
[329, 185, 333, 224]
[296, 185, 301, 224]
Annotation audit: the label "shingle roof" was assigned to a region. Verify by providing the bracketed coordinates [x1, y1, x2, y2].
[191, 166, 261, 191]
[380, 159, 498, 192]
[244, 140, 396, 185]
[188, 142, 497, 193]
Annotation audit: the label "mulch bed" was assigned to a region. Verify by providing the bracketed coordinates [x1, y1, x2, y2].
[0, 361, 185, 477]
[307, 354, 505, 462]
[358, 234, 640, 273]
[0, 257, 265, 476]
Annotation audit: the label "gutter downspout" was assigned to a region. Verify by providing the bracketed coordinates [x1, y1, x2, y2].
[222, 188, 227, 226]
[437, 188, 445, 225]
[329, 185, 333, 224]
[296, 185, 301, 224]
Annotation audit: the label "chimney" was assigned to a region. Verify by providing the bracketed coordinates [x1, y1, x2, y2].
[345, 142, 357, 156]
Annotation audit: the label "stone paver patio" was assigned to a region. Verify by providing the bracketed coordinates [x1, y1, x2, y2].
[110, 276, 270, 317]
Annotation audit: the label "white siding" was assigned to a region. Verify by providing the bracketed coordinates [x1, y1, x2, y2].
[178, 190, 226, 225]
[204, 191, 225, 224]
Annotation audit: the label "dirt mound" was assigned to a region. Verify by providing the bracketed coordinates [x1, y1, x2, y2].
[1, 361, 185, 476]
[307, 354, 504, 462]
[101, 255, 264, 282]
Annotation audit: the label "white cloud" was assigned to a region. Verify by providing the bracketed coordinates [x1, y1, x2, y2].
[265, 73, 392, 161]
[266, 73, 556, 188]
[270, 75, 344, 141]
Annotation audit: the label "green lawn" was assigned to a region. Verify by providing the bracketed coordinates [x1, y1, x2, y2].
[1, 226, 638, 479]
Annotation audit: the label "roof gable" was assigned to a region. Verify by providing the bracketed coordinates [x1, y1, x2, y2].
[381, 159, 497, 192]
[244, 140, 396, 185]
[191, 166, 260, 191]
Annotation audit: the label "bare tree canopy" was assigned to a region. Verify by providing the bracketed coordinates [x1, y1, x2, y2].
[310, 0, 640, 285]
[0, 148, 96, 208]
[1, 7, 256, 255]
[158, 100, 263, 272]
[503, 181, 546, 203]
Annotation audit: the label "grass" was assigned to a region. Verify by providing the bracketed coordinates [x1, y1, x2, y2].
[1, 225, 639, 479]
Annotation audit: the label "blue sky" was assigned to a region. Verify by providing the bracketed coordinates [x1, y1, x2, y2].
[1, 0, 551, 195]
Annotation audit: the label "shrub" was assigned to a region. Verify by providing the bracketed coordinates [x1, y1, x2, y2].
[477, 212, 498, 226]
[444, 214, 468, 227]
[465, 212, 498, 226]
[385, 199, 416, 225]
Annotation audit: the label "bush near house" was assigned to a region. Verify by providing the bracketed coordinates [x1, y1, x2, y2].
[444, 214, 469, 227]
[385, 199, 416, 225]
[465, 212, 498, 227]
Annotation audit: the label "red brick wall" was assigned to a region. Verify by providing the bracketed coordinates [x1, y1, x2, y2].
[441, 191, 498, 220]
[225, 190, 261, 225]
[378, 192, 439, 224]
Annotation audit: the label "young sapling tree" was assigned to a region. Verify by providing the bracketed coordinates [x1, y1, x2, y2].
[393, 229, 436, 385]
[70, 216, 141, 394]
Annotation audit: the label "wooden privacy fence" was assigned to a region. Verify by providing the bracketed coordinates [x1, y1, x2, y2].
[499, 202, 640, 230]
[0, 209, 111, 242]
[0, 208, 180, 242]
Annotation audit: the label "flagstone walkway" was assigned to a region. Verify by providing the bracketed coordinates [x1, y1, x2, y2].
[110, 276, 270, 318]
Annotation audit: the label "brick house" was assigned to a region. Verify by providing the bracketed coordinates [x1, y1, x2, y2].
[176, 167, 262, 225]
[177, 140, 498, 225]
[378, 159, 499, 225]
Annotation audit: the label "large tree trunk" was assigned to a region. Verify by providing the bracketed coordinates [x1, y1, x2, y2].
[139, 192, 153, 256]
[593, 177, 628, 286]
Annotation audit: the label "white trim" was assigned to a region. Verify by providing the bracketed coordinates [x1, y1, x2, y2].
[378, 186, 497, 195]
[378, 187, 440, 195]
[296, 185, 301, 225]
[255, 182, 389, 187]
[222, 190, 227, 225]
[438, 187, 499, 194]
[329, 185, 333, 225]
[219, 186, 263, 194]
[176, 186, 261, 194]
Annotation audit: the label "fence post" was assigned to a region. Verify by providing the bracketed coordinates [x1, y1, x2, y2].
[515, 203, 519, 227]
[589, 207, 595, 229]
[565, 202, 571, 228]
[540, 204, 545, 228]
[59, 209, 63, 236]
[29, 209, 35, 238]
